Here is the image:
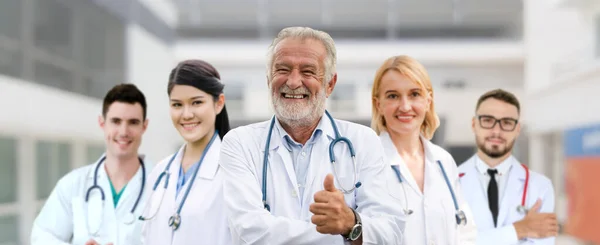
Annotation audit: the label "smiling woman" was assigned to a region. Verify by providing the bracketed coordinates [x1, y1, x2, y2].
[138, 59, 233, 245]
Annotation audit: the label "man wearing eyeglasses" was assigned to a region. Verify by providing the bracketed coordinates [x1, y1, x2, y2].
[458, 89, 559, 245]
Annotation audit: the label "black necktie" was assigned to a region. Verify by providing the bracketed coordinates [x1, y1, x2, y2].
[487, 169, 499, 227]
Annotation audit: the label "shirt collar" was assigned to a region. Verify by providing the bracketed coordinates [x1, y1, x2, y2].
[475, 154, 515, 176]
[274, 116, 324, 152]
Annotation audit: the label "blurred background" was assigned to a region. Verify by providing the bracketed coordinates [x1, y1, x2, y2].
[0, 0, 598, 244]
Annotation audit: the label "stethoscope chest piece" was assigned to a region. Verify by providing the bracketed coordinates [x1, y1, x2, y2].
[455, 210, 467, 226]
[516, 205, 528, 214]
[169, 214, 181, 231]
[123, 213, 135, 225]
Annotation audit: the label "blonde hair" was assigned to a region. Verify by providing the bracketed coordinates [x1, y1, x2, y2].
[370, 55, 440, 139]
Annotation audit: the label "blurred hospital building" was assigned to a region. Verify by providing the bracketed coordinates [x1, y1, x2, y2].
[0, 0, 599, 244]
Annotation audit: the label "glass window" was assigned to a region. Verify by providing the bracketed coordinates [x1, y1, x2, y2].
[0, 43, 22, 79]
[36, 141, 72, 200]
[224, 83, 245, 115]
[34, 61, 73, 92]
[0, 0, 21, 40]
[34, 0, 73, 59]
[0, 215, 19, 244]
[596, 14, 600, 57]
[81, 9, 106, 71]
[329, 83, 355, 112]
[86, 144, 105, 164]
[0, 136, 17, 204]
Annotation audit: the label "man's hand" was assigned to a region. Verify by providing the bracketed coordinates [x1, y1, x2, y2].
[309, 174, 356, 235]
[513, 199, 559, 239]
[85, 239, 113, 245]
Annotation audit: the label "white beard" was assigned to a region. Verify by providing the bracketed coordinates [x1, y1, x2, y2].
[270, 85, 327, 128]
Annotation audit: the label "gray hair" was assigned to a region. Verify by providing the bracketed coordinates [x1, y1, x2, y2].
[266, 27, 337, 84]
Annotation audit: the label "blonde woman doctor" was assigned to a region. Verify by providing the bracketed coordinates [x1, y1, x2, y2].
[371, 55, 477, 245]
[138, 59, 231, 245]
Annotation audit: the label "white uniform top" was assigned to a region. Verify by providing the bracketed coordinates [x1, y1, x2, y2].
[459, 155, 556, 245]
[140, 137, 231, 245]
[219, 114, 407, 245]
[380, 131, 477, 245]
[31, 157, 150, 245]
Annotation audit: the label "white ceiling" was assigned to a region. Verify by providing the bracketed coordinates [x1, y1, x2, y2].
[174, 0, 523, 39]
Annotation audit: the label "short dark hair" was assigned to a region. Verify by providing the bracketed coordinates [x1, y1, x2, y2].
[168, 59, 231, 139]
[476, 89, 520, 114]
[102, 84, 147, 119]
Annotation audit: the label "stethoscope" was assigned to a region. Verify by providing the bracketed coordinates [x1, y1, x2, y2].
[261, 110, 361, 212]
[391, 160, 467, 226]
[516, 163, 530, 214]
[85, 155, 146, 236]
[138, 131, 218, 231]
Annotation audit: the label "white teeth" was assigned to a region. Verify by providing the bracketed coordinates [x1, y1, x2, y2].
[284, 94, 304, 99]
[182, 123, 199, 129]
[397, 116, 413, 120]
[116, 141, 130, 145]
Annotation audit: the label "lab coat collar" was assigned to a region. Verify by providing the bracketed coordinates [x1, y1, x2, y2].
[274, 115, 325, 151]
[379, 131, 442, 166]
[85, 154, 145, 210]
[380, 131, 440, 196]
[267, 112, 335, 151]
[172, 135, 222, 181]
[475, 155, 515, 178]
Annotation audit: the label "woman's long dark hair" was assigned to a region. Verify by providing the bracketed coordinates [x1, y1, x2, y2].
[167, 59, 231, 139]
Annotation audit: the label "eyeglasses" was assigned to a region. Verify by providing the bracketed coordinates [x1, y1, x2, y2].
[477, 115, 519, 132]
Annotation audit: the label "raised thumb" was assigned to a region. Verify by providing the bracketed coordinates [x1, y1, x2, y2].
[323, 174, 336, 192]
[529, 199, 542, 214]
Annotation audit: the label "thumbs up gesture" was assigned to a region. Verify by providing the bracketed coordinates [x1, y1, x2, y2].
[309, 174, 356, 235]
[514, 199, 559, 239]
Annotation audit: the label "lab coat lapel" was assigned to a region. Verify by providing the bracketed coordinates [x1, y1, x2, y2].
[262, 122, 299, 209]
[167, 146, 184, 212]
[97, 164, 118, 240]
[380, 132, 422, 197]
[460, 157, 495, 228]
[196, 136, 221, 180]
[302, 117, 336, 207]
[497, 160, 526, 226]
[422, 137, 444, 197]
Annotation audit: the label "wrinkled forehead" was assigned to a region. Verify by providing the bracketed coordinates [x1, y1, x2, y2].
[476, 98, 519, 119]
[273, 38, 327, 67]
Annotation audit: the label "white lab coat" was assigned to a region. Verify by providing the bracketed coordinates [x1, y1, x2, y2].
[31, 157, 150, 245]
[380, 131, 477, 245]
[219, 115, 406, 245]
[458, 155, 556, 245]
[140, 137, 231, 245]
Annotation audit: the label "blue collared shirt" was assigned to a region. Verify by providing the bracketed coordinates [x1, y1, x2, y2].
[274, 119, 324, 202]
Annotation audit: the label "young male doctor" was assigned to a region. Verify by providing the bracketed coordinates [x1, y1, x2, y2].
[31, 84, 151, 245]
[458, 89, 559, 244]
[219, 26, 406, 244]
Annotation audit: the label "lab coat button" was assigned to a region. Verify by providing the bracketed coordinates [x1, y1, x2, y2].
[291, 190, 298, 197]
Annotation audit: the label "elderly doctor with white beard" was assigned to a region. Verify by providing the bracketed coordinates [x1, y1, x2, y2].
[218, 26, 407, 245]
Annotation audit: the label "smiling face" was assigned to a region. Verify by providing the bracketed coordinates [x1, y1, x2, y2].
[169, 84, 224, 144]
[268, 37, 336, 128]
[473, 98, 521, 158]
[375, 70, 431, 137]
[99, 102, 148, 160]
